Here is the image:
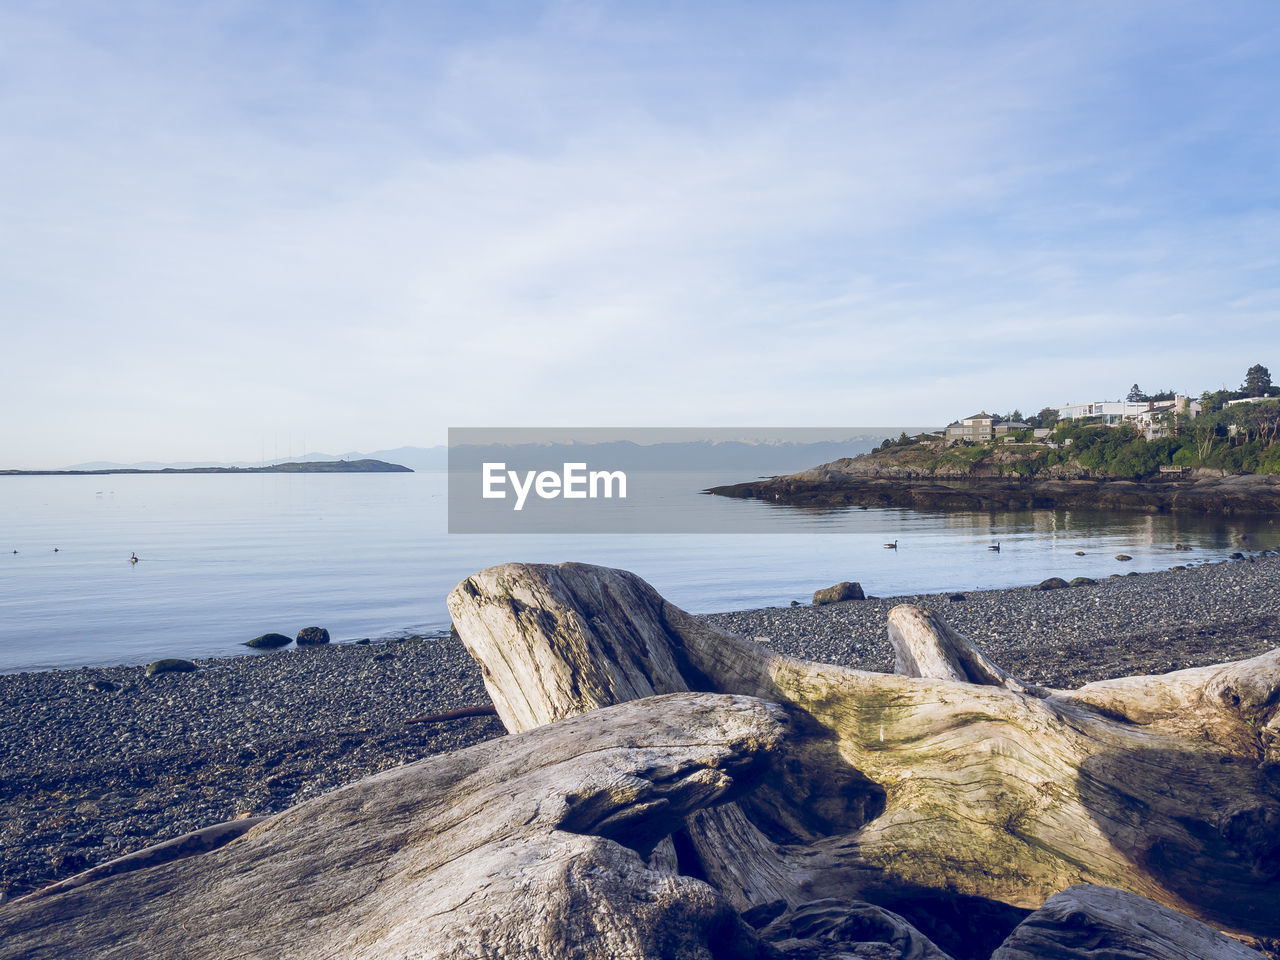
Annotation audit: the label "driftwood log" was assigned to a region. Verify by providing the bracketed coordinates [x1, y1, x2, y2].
[4, 561, 1276, 959]
[991, 884, 1267, 960]
[447, 561, 1280, 957]
[0, 693, 791, 959]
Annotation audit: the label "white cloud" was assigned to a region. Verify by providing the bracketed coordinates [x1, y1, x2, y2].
[0, 1, 1277, 463]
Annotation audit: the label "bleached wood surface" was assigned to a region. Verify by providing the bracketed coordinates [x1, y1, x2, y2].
[991, 884, 1267, 960]
[448, 561, 1280, 949]
[0, 693, 788, 960]
[6, 559, 1275, 960]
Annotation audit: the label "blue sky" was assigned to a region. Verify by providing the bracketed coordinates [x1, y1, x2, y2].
[2, 1, 1278, 465]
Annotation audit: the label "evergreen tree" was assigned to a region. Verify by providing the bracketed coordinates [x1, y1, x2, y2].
[1242, 364, 1273, 397]
[1126, 384, 1144, 402]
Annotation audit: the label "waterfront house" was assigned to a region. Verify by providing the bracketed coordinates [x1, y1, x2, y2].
[1054, 400, 1145, 425]
[1055, 396, 1201, 438]
[944, 412, 996, 443]
[994, 420, 1032, 437]
[1124, 396, 1202, 439]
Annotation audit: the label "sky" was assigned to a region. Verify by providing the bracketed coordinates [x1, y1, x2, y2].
[2, 1, 1278, 467]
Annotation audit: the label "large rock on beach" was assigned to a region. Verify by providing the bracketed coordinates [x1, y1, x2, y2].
[244, 633, 291, 649]
[295, 627, 330, 646]
[144, 658, 197, 676]
[1031, 577, 1069, 591]
[812, 580, 865, 605]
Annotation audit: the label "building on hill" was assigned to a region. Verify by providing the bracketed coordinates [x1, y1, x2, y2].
[944, 412, 996, 443]
[1055, 396, 1201, 439]
[1054, 400, 1145, 424]
[1128, 396, 1202, 439]
[994, 420, 1032, 437]
[1224, 394, 1275, 407]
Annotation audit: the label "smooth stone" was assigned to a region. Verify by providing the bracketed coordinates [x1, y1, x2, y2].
[85, 680, 119, 693]
[295, 627, 330, 646]
[244, 633, 292, 650]
[145, 659, 197, 676]
[1032, 577, 1070, 591]
[1115, 554, 1133, 561]
[1069, 577, 1097, 587]
[812, 581, 865, 605]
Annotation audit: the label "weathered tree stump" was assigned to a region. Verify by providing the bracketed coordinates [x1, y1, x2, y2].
[447, 562, 1280, 955]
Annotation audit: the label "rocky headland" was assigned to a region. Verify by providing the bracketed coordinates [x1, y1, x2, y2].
[708, 463, 1280, 515]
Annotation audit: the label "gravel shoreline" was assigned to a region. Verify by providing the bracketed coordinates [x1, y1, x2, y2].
[4, 554, 1280, 902]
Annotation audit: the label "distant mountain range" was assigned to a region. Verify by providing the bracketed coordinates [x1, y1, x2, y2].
[446, 437, 909, 474]
[61, 433, 928, 476]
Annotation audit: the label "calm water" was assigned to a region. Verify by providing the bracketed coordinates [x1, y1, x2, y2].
[1, 471, 1275, 672]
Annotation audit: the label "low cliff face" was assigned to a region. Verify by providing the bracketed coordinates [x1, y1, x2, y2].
[708, 471, 1280, 516]
[797, 456, 1093, 482]
[797, 441, 1094, 481]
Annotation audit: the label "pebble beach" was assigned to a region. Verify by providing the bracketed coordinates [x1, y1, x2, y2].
[3, 554, 1279, 902]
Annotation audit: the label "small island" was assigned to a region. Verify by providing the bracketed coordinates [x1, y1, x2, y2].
[1, 459, 413, 476]
[710, 365, 1280, 516]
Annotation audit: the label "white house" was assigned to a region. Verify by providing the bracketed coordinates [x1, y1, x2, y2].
[1224, 394, 1275, 407]
[1055, 396, 1200, 438]
[1054, 400, 1150, 424]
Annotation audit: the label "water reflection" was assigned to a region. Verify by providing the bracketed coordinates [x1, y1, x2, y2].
[2, 472, 1276, 671]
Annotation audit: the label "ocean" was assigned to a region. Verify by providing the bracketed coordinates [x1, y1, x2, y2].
[1, 470, 1275, 672]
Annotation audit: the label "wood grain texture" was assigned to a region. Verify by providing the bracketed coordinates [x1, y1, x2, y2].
[0, 693, 788, 960]
[991, 884, 1267, 960]
[448, 561, 1280, 951]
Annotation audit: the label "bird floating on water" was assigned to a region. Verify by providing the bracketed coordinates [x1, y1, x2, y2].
[129, 552, 139, 564]
[988, 542, 1001, 552]
[883, 540, 898, 549]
